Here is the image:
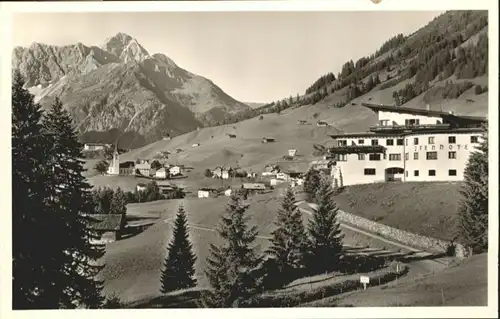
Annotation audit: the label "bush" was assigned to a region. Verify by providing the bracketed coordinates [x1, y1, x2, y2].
[204, 169, 213, 178]
[94, 160, 109, 175]
[474, 84, 487, 95]
[102, 294, 124, 309]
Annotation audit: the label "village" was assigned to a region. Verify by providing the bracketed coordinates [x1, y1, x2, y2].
[85, 141, 325, 200]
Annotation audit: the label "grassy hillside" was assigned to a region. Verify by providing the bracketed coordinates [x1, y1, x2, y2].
[332, 182, 463, 241]
[99, 179, 464, 303]
[309, 253, 487, 307]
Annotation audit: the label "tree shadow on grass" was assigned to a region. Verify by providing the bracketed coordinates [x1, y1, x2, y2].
[119, 222, 156, 240]
[128, 289, 207, 308]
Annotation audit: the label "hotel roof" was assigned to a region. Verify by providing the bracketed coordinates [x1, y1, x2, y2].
[361, 103, 487, 122]
[330, 127, 484, 139]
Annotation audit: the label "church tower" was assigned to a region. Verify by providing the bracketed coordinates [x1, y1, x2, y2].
[107, 144, 120, 175]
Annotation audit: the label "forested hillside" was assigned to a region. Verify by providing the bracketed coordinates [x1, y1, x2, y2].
[216, 10, 488, 126]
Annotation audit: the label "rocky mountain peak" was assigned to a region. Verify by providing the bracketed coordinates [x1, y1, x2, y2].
[12, 32, 251, 148]
[102, 32, 150, 62]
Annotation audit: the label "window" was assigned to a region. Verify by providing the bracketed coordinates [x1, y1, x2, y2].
[405, 153, 409, 160]
[448, 136, 456, 144]
[405, 139, 408, 146]
[405, 119, 420, 126]
[338, 154, 347, 161]
[405, 171, 408, 177]
[428, 136, 435, 144]
[386, 139, 394, 146]
[449, 169, 457, 176]
[449, 151, 457, 159]
[371, 139, 379, 146]
[358, 154, 365, 160]
[471, 136, 479, 143]
[364, 168, 376, 175]
[413, 152, 419, 160]
[389, 153, 401, 161]
[358, 139, 364, 145]
[369, 154, 381, 161]
[428, 169, 436, 176]
[426, 151, 438, 160]
[397, 139, 404, 146]
[414, 170, 419, 177]
[337, 140, 347, 146]
[413, 137, 419, 145]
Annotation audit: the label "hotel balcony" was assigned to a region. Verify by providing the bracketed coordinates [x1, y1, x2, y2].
[328, 145, 386, 155]
[369, 123, 451, 133]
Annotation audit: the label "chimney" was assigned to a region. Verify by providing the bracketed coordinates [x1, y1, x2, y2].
[426, 104, 430, 111]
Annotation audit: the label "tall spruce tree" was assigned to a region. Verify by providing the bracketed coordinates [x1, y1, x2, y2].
[12, 70, 53, 309]
[307, 180, 344, 274]
[41, 97, 105, 308]
[303, 167, 321, 203]
[202, 195, 262, 307]
[457, 123, 489, 254]
[111, 187, 127, 216]
[266, 187, 308, 284]
[160, 205, 197, 293]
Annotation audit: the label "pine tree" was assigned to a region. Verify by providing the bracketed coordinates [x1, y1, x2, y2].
[307, 180, 344, 274]
[41, 97, 105, 308]
[457, 123, 489, 254]
[201, 195, 262, 307]
[160, 205, 197, 293]
[110, 187, 127, 216]
[303, 168, 321, 203]
[12, 70, 53, 309]
[266, 187, 308, 285]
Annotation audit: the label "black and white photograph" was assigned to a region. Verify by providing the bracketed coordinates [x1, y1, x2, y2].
[1, 0, 498, 317]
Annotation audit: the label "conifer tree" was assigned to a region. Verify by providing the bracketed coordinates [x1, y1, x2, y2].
[303, 168, 321, 203]
[266, 187, 308, 284]
[110, 187, 127, 216]
[457, 123, 489, 254]
[12, 70, 53, 309]
[201, 195, 262, 307]
[41, 97, 105, 308]
[307, 180, 344, 274]
[160, 205, 197, 293]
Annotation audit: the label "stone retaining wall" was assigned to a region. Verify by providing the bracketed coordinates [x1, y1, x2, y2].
[336, 209, 467, 258]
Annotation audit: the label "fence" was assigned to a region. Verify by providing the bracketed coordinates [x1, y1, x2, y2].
[335, 209, 467, 258]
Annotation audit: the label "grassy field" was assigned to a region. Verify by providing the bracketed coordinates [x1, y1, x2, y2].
[332, 182, 463, 241]
[100, 189, 419, 304]
[307, 253, 488, 307]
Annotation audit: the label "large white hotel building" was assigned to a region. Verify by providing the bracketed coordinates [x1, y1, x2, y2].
[328, 103, 486, 186]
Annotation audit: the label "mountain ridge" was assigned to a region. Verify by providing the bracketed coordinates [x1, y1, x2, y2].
[12, 33, 251, 148]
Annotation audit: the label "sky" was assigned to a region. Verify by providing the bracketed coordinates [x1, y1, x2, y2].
[12, 11, 443, 103]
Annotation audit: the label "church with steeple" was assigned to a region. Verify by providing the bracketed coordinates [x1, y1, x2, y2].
[107, 145, 120, 175]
